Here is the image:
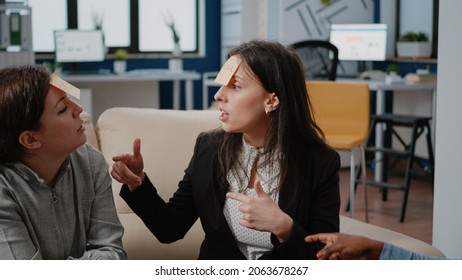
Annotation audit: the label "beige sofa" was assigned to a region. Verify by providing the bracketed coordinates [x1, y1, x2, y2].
[81, 107, 445, 260]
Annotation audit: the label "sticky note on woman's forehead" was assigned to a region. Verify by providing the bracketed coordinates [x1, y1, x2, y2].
[50, 71, 81, 99]
[215, 56, 242, 86]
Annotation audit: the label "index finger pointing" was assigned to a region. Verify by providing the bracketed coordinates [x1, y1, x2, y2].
[304, 233, 336, 245]
[226, 191, 252, 203]
[112, 153, 132, 162]
[305, 234, 327, 244]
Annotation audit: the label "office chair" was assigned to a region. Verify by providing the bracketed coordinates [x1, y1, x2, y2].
[292, 40, 339, 81]
[306, 81, 370, 220]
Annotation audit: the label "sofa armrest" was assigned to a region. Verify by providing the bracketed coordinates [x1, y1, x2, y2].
[340, 215, 445, 258]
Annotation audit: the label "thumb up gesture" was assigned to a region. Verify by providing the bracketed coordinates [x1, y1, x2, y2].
[226, 178, 293, 242]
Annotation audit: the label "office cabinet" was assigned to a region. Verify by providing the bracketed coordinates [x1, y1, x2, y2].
[0, 2, 34, 68]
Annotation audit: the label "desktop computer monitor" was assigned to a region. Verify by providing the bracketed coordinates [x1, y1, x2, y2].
[54, 29, 105, 63]
[329, 23, 387, 76]
[329, 23, 387, 62]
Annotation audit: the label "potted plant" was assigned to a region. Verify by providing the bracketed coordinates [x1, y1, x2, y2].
[113, 48, 128, 74]
[396, 31, 432, 58]
[163, 12, 183, 72]
[386, 63, 400, 75]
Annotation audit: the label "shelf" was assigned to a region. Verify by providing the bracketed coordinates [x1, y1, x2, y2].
[390, 57, 437, 64]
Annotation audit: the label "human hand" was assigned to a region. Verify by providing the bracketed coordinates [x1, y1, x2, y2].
[226, 179, 293, 242]
[111, 138, 145, 192]
[304, 232, 384, 260]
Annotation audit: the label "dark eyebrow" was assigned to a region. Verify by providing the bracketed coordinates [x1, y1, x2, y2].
[235, 72, 263, 88]
[234, 74, 248, 83]
[54, 96, 66, 109]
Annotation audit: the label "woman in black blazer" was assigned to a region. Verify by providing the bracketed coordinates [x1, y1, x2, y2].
[112, 40, 341, 259]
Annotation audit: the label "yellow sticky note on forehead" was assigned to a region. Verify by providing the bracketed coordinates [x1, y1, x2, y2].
[214, 56, 242, 86]
[50, 71, 81, 99]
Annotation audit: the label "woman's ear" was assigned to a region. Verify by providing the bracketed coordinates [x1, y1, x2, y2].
[18, 131, 42, 150]
[265, 92, 280, 113]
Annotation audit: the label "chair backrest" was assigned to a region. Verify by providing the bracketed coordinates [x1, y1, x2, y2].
[306, 81, 370, 149]
[292, 40, 339, 81]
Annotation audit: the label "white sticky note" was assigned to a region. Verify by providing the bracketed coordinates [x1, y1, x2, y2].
[50, 71, 81, 99]
[214, 56, 242, 86]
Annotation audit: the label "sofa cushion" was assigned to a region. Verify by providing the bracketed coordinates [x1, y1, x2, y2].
[96, 107, 220, 259]
[96, 108, 220, 211]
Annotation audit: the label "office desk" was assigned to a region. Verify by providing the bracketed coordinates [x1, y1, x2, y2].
[63, 70, 201, 110]
[338, 79, 437, 181]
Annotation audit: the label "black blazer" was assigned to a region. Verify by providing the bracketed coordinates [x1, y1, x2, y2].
[120, 131, 340, 259]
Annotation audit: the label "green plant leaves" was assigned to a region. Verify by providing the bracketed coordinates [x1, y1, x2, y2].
[399, 32, 429, 42]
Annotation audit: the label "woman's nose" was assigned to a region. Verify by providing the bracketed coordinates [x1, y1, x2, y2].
[214, 86, 226, 102]
[70, 99, 83, 117]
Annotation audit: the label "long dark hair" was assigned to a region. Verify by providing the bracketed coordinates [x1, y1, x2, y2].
[0, 64, 51, 163]
[215, 40, 326, 190]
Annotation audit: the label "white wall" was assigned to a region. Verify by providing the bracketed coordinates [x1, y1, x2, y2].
[399, 0, 433, 40]
[380, 0, 397, 59]
[280, 0, 374, 44]
[432, 0, 462, 259]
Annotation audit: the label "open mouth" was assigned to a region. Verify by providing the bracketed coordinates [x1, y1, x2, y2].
[219, 108, 229, 121]
[219, 108, 229, 116]
[78, 122, 85, 133]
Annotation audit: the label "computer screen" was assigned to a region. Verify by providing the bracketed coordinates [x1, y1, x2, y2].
[329, 23, 387, 61]
[54, 30, 105, 63]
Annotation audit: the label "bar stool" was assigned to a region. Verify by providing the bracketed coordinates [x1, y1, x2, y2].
[355, 113, 434, 222]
